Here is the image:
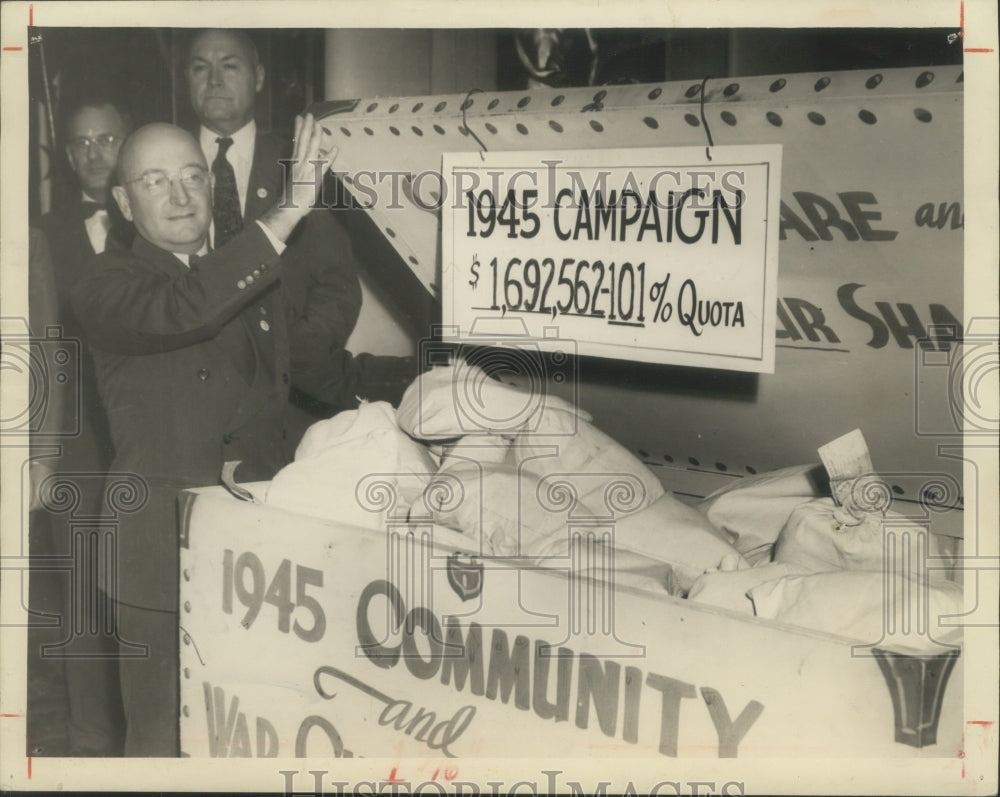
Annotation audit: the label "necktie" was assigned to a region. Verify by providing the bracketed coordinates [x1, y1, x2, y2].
[212, 137, 243, 248]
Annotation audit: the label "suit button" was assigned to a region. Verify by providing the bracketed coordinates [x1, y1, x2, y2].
[259, 319, 271, 332]
[245, 275, 255, 285]
[237, 279, 247, 289]
[260, 263, 269, 271]
[252, 269, 261, 278]
[197, 368, 210, 380]
[259, 305, 267, 315]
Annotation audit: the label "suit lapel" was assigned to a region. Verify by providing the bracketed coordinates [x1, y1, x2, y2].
[73, 205, 99, 257]
[245, 132, 288, 222]
[49, 204, 96, 281]
[188, 126, 283, 225]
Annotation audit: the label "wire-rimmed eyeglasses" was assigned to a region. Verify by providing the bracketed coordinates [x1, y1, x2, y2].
[122, 166, 210, 196]
[69, 134, 123, 155]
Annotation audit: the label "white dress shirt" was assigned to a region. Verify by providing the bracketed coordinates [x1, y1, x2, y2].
[82, 192, 111, 254]
[173, 245, 210, 268]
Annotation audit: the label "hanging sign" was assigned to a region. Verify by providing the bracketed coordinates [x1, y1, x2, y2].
[441, 145, 782, 372]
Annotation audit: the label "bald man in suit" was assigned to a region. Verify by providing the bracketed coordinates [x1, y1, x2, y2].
[73, 117, 415, 755]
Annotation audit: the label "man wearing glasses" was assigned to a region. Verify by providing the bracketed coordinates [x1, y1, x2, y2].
[37, 94, 134, 756]
[72, 117, 375, 755]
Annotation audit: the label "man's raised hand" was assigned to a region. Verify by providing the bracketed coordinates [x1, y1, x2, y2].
[261, 113, 340, 243]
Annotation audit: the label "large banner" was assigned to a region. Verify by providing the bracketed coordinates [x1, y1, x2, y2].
[316, 65, 965, 536]
[178, 488, 962, 760]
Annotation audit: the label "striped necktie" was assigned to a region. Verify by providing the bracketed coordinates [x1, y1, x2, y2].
[212, 137, 243, 248]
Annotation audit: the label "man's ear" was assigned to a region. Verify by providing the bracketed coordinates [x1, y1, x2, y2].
[112, 185, 133, 222]
[255, 63, 265, 93]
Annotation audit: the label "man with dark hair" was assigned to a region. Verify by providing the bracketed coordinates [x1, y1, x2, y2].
[41, 93, 134, 352]
[36, 93, 135, 756]
[183, 28, 413, 423]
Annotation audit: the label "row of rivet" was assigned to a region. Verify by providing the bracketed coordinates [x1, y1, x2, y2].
[337, 104, 936, 140]
[350, 69, 957, 119]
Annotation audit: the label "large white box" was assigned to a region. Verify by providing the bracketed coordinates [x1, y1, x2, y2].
[178, 486, 962, 760]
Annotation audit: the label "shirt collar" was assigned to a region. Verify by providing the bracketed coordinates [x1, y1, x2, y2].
[173, 243, 211, 268]
[200, 119, 256, 163]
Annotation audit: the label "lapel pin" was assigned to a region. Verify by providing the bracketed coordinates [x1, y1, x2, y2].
[257, 187, 268, 199]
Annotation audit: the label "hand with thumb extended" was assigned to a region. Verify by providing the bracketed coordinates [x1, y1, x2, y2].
[261, 113, 340, 243]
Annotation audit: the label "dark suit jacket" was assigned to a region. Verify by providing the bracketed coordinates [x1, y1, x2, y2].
[73, 225, 294, 609]
[28, 228, 63, 442]
[237, 130, 418, 430]
[41, 200, 133, 329]
[73, 218, 417, 610]
[244, 131, 362, 361]
[38, 201, 131, 477]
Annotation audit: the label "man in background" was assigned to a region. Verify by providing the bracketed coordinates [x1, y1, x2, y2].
[36, 92, 133, 756]
[184, 28, 413, 423]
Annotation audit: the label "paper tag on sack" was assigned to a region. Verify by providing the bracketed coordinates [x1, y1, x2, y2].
[818, 429, 883, 530]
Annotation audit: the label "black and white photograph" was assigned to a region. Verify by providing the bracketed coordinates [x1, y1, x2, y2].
[0, 1, 997, 794]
